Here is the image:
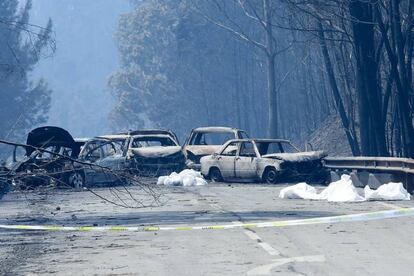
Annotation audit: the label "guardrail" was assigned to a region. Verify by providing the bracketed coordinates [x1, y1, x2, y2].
[323, 157, 414, 192]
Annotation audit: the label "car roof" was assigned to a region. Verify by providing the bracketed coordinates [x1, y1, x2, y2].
[225, 138, 292, 143]
[192, 126, 242, 133]
[118, 129, 179, 142]
[74, 137, 91, 143]
[121, 129, 175, 136]
[97, 134, 130, 140]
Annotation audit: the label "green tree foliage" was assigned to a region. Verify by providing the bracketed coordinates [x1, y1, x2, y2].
[0, 0, 52, 141]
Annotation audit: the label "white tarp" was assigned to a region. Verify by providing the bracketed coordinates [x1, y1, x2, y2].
[365, 182, 410, 201]
[278, 182, 320, 200]
[279, 175, 364, 202]
[318, 175, 365, 202]
[157, 169, 207, 187]
[279, 174, 410, 202]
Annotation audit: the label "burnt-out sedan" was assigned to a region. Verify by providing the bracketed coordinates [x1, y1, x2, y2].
[184, 126, 249, 170]
[79, 129, 185, 185]
[200, 139, 328, 184]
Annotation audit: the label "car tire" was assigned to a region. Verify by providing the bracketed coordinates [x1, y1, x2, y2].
[263, 167, 278, 184]
[209, 167, 223, 182]
[68, 171, 85, 190]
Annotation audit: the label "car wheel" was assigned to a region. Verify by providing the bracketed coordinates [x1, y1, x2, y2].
[209, 167, 223, 182]
[68, 172, 85, 190]
[263, 167, 278, 184]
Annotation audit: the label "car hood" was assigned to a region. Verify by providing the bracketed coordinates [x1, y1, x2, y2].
[129, 146, 183, 158]
[26, 126, 79, 157]
[185, 145, 222, 156]
[262, 151, 327, 162]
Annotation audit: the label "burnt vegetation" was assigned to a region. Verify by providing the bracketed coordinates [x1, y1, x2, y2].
[1, 0, 414, 204]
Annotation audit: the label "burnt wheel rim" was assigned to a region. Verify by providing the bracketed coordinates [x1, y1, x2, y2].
[69, 173, 84, 188]
[210, 169, 221, 182]
[266, 170, 277, 183]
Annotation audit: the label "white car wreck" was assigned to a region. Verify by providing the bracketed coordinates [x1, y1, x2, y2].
[200, 139, 328, 184]
[184, 126, 249, 170]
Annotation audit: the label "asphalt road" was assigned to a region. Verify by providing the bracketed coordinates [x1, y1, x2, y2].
[1, 182, 414, 275]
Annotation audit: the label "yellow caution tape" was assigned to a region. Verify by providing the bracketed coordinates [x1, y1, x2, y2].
[1, 207, 413, 232]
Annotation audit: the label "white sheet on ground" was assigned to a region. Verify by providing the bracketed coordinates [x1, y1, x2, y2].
[279, 182, 320, 200]
[280, 174, 411, 202]
[157, 169, 207, 187]
[279, 174, 364, 202]
[319, 174, 365, 202]
[364, 182, 410, 201]
[279, 174, 365, 202]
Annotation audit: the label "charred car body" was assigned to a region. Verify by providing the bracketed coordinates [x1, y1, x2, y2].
[200, 139, 327, 184]
[184, 127, 249, 170]
[4, 126, 84, 188]
[78, 129, 185, 185]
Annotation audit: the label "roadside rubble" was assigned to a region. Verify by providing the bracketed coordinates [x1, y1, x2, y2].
[157, 169, 207, 186]
[279, 174, 410, 202]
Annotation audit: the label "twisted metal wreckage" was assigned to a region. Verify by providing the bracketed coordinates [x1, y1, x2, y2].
[0, 127, 164, 207]
[0, 126, 331, 203]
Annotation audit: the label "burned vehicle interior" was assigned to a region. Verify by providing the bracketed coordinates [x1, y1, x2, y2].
[188, 128, 248, 146]
[78, 130, 185, 182]
[131, 135, 177, 147]
[128, 133, 185, 175]
[255, 140, 300, 156]
[80, 137, 126, 162]
[8, 126, 82, 188]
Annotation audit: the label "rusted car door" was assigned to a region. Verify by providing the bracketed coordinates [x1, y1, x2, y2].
[216, 141, 239, 179]
[235, 141, 257, 179]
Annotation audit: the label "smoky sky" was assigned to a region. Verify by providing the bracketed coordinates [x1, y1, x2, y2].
[28, 0, 129, 138]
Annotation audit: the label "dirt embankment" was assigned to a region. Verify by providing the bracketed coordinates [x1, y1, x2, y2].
[307, 114, 352, 157]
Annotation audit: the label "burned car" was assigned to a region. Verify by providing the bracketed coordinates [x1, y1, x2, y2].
[77, 134, 129, 185]
[184, 127, 249, 170]
[200, 139, 327, 184]
[79, 129, 185, 184]
[6, 126, 83, 188]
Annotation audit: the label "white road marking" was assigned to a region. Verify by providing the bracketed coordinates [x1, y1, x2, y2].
[233, 221, 280, 256]
[258, 241, 281, 257]
[247, 255, 326, 276]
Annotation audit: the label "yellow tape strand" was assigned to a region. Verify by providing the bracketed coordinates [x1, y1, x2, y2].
[1, 207, 413, 232]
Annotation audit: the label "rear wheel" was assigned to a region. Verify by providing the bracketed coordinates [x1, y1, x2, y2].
[263, 167, 278, 184]
[209, 167, 223, 182]
[68, 171, 85, 190]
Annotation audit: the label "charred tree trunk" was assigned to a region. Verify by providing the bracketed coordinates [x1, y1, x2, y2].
[375, 2, 414, 157]
[317, 21, 361, 156]
[349, 0, 388, 156]
[264, 0, 278, 138]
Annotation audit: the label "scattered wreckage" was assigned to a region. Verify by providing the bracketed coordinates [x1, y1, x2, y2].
[1, 126, 83, 188]
[200, 139, 328, 184]
[0, 125, 330, 192]
[184, 127, 249, 170]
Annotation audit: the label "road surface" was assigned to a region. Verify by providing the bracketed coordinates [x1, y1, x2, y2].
[0, 182, 413, 275]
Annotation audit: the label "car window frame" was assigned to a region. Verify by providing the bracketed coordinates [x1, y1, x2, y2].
[238, 141, 258, 158]
[220, 141, 240, 156]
